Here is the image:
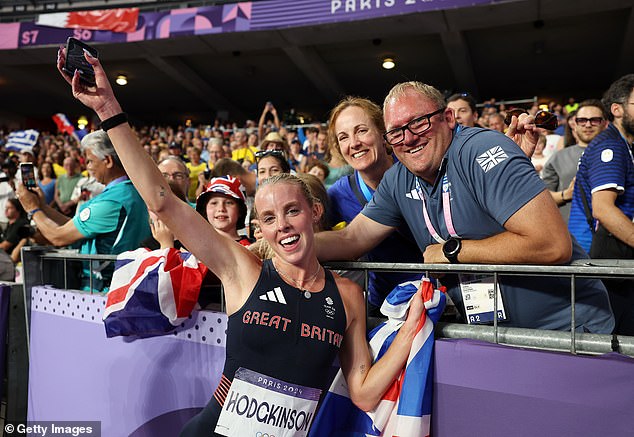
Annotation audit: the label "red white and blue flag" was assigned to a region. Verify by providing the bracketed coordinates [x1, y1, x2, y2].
[103, 248, 207, 338]
[37, 8, 140, 33]
[52, 113, 75, 136]
[309, 278, 445, 437]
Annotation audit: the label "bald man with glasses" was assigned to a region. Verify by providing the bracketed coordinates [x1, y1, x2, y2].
[158, 156, 194, 207]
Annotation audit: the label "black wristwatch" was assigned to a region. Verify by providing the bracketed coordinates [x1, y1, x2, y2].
[443, 237, 462, 263]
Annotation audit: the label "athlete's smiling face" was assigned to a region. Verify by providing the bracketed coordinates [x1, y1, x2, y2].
[255, 182, 317, 264]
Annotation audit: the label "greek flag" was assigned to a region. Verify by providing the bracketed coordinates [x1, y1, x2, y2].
[103, 248, 207, 338]
[6, 129, 39, 153]
[309, 278, 446, 437]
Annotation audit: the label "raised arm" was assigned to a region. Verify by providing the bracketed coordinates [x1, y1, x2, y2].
[56, 48, 261, 295]
[315, 213, 395, 261]
[506, 113, 539, 158]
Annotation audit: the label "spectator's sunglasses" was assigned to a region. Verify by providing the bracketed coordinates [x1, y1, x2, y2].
[504, 109, 558, 131]
[255, 150, 286, 161]
[574, 116, 605, 126]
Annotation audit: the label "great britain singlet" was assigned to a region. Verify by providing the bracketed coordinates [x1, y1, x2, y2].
[180, 259, 347, 437]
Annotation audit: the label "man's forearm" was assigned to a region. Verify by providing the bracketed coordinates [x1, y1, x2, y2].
[457, 230, 572, 265]
[40, 203, 71, 225]
[315, 229, 366, 261]
[30, 209, 81, 247]
[315, 215, 396, 262]
[595, 207, 634, 248]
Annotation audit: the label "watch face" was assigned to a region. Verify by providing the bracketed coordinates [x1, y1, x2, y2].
[444, 238, 460, 255]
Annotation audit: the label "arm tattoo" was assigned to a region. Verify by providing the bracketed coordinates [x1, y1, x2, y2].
[359, 364, 366, 375]
[159, 186, 166, 197]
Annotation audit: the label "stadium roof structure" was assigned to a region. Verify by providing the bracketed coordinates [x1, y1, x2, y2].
[0, 0, 633, 127]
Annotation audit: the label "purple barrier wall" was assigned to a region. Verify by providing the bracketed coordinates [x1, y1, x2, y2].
[432, 339, 634, 436]
[28, 286, 226, 436]
[28, 286, 634, 436]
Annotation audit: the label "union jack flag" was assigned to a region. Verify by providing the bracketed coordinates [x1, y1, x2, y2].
[476, 146, 508, 172]
[103, 248, 207, 338]
[309, 278, 446, 437]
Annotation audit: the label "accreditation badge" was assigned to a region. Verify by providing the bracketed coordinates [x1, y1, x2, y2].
[459, 274, 507, 324]
[215, 368, 321, 437]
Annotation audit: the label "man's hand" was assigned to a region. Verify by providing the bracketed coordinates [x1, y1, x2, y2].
[563, 177, 575, 202]
[422, 243, 449, 263]
[506, 113, 539, 158]
[16, 183, 42, 212]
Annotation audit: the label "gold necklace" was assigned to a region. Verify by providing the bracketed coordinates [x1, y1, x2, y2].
[273, 258, 322, 299]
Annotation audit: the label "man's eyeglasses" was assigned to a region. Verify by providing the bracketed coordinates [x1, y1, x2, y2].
[383, 108, 445, 146]
[161, 171, 187, 181]
[504, 109, 558, 131]
[255, 150, 286, 161]
[575, 117, 604, 126]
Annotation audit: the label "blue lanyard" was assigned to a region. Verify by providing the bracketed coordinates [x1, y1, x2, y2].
[355, 171, 374, 203]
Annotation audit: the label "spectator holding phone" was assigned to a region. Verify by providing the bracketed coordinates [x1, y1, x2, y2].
[15, 130, 151, 291]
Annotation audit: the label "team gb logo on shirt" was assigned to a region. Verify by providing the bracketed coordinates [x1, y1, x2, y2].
[476, 146, 508, 172]
[324, 296, 336, 320]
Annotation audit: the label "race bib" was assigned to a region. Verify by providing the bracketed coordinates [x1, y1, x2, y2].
[215, 368, 321, 437]
[459, 274, 507, 324]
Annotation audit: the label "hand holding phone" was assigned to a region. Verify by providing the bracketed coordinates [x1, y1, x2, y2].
[20, 162, 37, 190]
[62, 37, 99, 86]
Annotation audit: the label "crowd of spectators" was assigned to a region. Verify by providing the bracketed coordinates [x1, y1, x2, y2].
[0, 80, 631, 334]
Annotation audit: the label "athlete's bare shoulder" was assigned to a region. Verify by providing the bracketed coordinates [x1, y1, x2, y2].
[329, 270, 365, 329]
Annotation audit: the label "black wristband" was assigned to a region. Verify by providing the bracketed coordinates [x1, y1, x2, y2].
[100, 112, 128, 131]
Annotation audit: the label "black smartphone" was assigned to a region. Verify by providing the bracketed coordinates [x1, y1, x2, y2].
[63, 37, 99, 86]
[20, 162, 36, 189]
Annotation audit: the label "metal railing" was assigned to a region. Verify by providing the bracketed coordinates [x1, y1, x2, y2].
[324, 259, 634, 356]
[18, 246, 634, 357]
[7, 246, 633, 423]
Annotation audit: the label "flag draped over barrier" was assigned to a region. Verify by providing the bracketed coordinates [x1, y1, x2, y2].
[103, 248, 207, 338]
[309, 278, 446, 437]
[6, 129, 39, 153]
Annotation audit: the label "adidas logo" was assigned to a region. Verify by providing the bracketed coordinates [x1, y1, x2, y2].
[259, 287, 287, 304]
[405, 189, 422, 200]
